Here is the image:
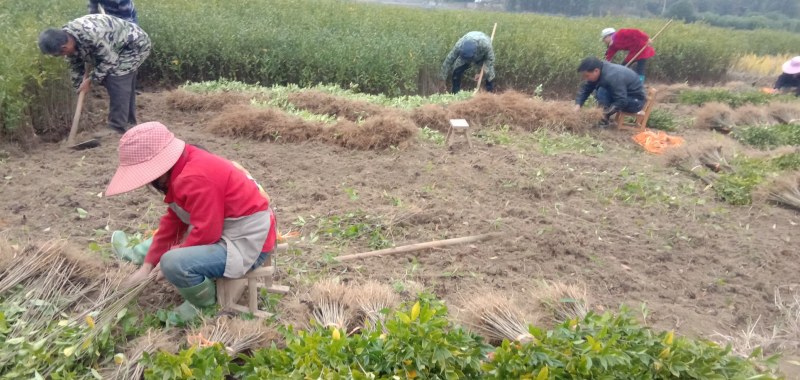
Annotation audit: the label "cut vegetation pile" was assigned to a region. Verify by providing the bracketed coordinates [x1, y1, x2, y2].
[287, 90, 383, 121]
[165, 89, 250, 112]
[336, 112, 418, 150]
[207, 105, 323, 143]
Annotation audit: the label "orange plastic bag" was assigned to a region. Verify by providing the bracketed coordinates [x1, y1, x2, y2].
[632, 130, 685, 154]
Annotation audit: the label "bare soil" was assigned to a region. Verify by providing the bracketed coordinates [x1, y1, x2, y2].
[1, 88, 798, 372]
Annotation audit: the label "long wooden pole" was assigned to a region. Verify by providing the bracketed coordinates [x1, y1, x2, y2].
[67, 89, 87, 146]
[625, 19, 673, 68]
[334, 232, 503, 262]
[474, 22, 498, 94]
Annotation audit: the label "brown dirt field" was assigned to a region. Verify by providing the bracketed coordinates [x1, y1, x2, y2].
[1, 89, 799, 373]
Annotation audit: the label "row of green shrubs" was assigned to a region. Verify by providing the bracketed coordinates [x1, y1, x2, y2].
[141, 297, 780, 379]
[5, 0, 800, 133]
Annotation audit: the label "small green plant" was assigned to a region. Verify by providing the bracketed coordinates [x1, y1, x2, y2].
[612, 168, 678, 206]
[476, 125, 514, 145]
[646, 108, 679, 131]
[714, 156, 770, 206]
[733, 124, 800, 149]
[677, 89, 787, 108]
[419, 127, 445, 145]
[532, 130, 604, 156]
[311, 211, 391, 250]
[143, 344, 231, 380]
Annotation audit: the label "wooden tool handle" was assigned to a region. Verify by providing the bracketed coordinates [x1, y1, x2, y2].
[474, 22, 498, 94]
[334, 232, 503, 262]
[67, 90, 87, 146]
[626, 19, 673, 68]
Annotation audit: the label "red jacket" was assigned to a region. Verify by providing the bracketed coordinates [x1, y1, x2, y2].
[145, 145, 277, 265]
[605, 28, 655, 64]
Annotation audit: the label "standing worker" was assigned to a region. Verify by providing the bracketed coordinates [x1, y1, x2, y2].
[38, 14, 151, 135]
[600, 27, 654, 82]
[89, 0, 138, 24]
[105, 122, 278, 320]
[440, 31, 496, 94]
[574, 57, 647, 127]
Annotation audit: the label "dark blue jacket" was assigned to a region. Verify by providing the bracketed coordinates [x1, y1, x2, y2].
[576, 61, 646, 110]
[774, 73, 800, 96]
[89, 0, 138, 24]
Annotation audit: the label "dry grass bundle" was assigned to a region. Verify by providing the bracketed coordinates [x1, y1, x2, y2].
[447, 91, 599, 132]
[191, 316, 279, 355]
[309, 278, 352, 329]
[767, 103, 800, 124]
[277, 295, 313, 329]
[166, 90, 249, 112]
[447, 91, 538, 129]
[774, 285, 800, 351]
[348, 281, 399, 328]
[766, 174, 800, 211]
[460, 293, 536, 344]
[654, 83, 690, 103]
[207, 105, 323, 143]
[409, 104, 451, 132]
[712, 316, 780, 358]
[694, 102, 735, 133]
[0, 241, 61, 294]
[734, 105, 772, 126]
[104, 329, 179, 380]
[534, 282, 591, 323]
[335, 113, 417, 150]
[287, 90, 383, 121]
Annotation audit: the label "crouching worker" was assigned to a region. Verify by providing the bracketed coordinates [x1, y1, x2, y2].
[770, 56, 800, 96]
[104, 122, 277, 320]
[440, 31, 496, 94]
[574, 57, 646, 127]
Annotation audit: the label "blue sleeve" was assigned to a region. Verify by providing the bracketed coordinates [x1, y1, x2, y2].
[575, 81, 598, 106]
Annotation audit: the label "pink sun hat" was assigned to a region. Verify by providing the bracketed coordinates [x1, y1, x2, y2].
[104, 122, 186, 196]
[782, 56, 800, 75]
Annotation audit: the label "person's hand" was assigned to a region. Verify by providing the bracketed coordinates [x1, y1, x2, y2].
[573, 104, 581, 112]
[154, 264, 164, 281]
[122, 263, 154, 288]
[78, 77, 91, 94]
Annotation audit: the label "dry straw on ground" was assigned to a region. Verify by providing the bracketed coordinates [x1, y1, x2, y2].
[734, 105, 773, 126]
[166, 90, 250, 112]
[207, 105, 323, 143]
[409, 104, 452, 132]
[191, 316, 280, 355]
[765, 173, 800, 211]
[653, 83, 690, 103]
[287, 90, 383, 121]
[767, 103, 800, 124]
[459, 293, 537, 345]
[694, 102, 736, 132]
[336, 113, 417, 150]
[104, 329, 179, 380]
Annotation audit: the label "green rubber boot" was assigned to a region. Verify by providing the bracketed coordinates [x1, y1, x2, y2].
[110, 231, 151, 265]
[174, 277, 217, 322]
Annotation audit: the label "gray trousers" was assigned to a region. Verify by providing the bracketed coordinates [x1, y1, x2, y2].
[104, 71, 138, 133]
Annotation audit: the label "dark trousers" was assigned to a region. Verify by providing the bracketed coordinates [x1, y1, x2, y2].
[596, 87, 645, 114]
[622, 59, 648, 82]
[104, 71, 138, 133]
[451, 63, 494, 94]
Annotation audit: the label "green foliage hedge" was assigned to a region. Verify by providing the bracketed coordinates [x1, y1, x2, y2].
[4, 0, 800, 132]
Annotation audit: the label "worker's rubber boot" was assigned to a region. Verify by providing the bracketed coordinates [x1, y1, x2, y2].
[110, 231, 151, 265]
[174, 277, 217, 322]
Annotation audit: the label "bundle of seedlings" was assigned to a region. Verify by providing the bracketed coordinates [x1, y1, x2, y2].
[348, 280, 399, 329]
[103, 329, 179, 380]
[309, 278, 353, 330]
[767, 103, 800, 124]
[189, 316, 278, 355]
[207, 105, 323, 143]
[694, 102, 736, 133]
[534, 281, 591, 324]
[734, 105, 773, 126]
[773, 285, 800, 351]
[766, 173, 800, 211]
[0, 240, 62, 294]
[654, 83, 690, 104]
[409, 104, 452, 132]
[334, 112, 417, 150]
[459, 292, 537, 345]
[666, 142, 736, 186]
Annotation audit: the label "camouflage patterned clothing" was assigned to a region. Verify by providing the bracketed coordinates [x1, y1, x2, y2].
[88, 0, 138, 24]
[439, 31, 496, 82]
[64, 14, 150, 91]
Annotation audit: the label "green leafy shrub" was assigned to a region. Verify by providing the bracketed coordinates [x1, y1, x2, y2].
[676, 89, 788, 108]
[143, 344, 231, 380]
[734, 124, 800, 149]
[646, 109, 679, 131]
[483, 308, 780, 379]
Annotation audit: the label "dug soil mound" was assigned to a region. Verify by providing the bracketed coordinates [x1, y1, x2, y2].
[287, 90, 384, 121]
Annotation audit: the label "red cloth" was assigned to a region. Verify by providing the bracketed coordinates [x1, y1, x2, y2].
[145, 145, 277, 265]
[605, 28, 655, 64]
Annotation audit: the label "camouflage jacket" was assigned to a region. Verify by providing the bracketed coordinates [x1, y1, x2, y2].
[63, 14, 151, 91]
[88, 0, 138, 24]
[440, 31, 496, 82]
